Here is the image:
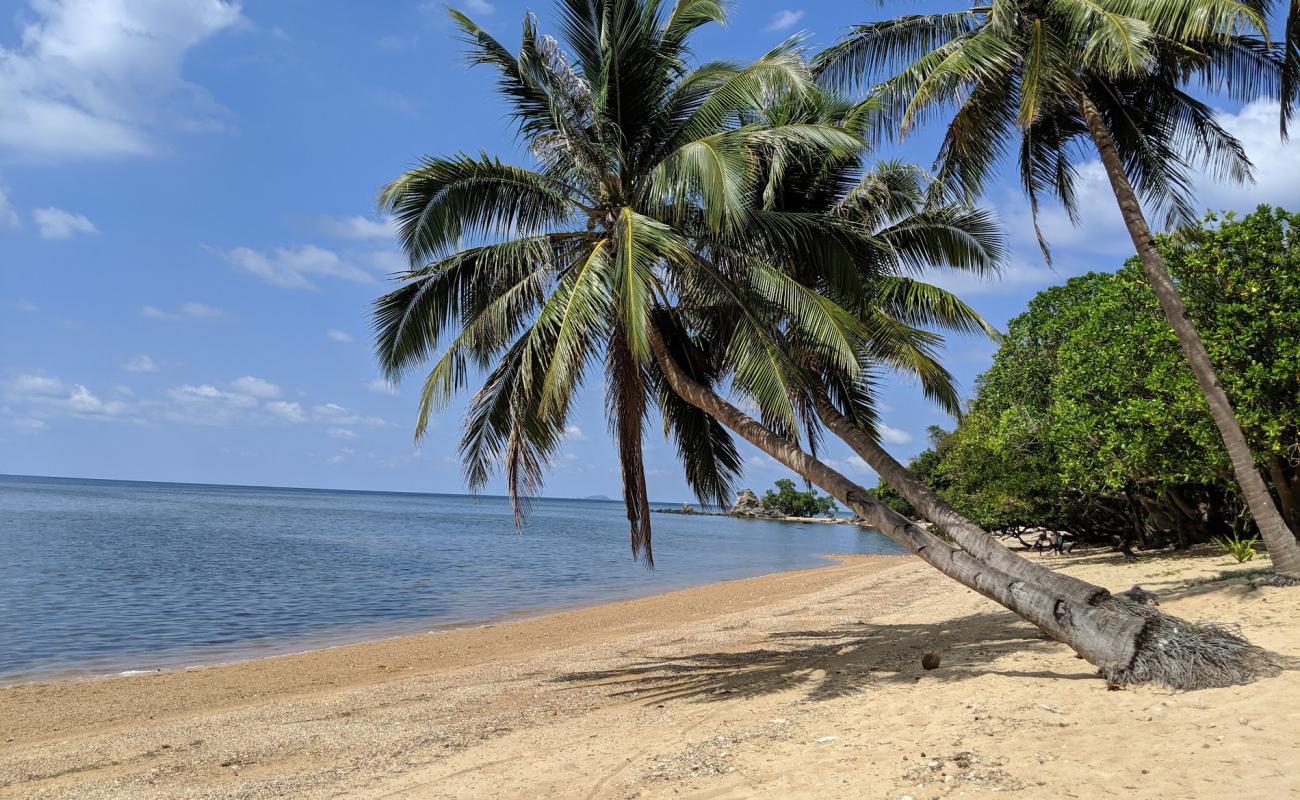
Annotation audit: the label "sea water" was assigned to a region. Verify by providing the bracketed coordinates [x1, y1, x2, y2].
[0, 474, 903, 682]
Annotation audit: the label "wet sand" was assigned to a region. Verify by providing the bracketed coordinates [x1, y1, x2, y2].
[2, 549, 1297, 799]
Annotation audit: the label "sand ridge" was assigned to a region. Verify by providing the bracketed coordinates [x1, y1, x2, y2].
[1, 549, 1296, 799]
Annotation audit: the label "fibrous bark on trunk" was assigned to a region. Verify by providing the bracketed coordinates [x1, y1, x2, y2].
[1077, 92, 1300, 584]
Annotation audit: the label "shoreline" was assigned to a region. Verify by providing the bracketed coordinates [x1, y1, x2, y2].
[0, 551, 890, 689]
[1, 554, 907, 744]
[2, 549, 1295, 799]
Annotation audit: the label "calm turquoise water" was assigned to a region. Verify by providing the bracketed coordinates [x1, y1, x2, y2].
[0, 474, 902, 682]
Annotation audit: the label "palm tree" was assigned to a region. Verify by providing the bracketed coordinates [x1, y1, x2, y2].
[738, 92, 1118, 608]
[816, 0, 1300, 582]
[1266, 0, 1299, 133]
[373, 0, 1277, 686]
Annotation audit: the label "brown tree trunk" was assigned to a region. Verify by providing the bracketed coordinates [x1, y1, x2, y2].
[1267, 454, 1299, 533]
[644, 325, 1147, 673]
[1077, 93, 1300, 582]
[646, 324, 1277, 687]
[812, 392, 1110, 606]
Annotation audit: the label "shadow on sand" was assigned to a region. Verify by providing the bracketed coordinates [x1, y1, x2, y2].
[553, 612, 1099, 705]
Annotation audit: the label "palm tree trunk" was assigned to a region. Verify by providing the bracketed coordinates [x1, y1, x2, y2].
[812, 392, 1109, 606]
[647, 323, 1278, 688]
[1077, 93, 1300, 583]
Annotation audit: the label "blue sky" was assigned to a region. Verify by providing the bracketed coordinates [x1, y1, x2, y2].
[2, 1, 1299, 501]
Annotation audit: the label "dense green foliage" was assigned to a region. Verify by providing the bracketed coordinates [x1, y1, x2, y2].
[760, 479, 838, 518]
[878, 207, 1300, 552]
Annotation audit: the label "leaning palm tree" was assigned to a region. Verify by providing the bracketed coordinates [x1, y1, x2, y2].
[737, 91, 1119, 608]
[373, 0, 1278, 686]
[816, 0, 1300, 582]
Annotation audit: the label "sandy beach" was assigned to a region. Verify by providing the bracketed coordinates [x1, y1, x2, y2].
[2, 548, 1297, 799]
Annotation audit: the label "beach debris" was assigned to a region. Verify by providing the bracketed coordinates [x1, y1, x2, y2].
[902, 751, 1021, 790]
[921, 652, 942, 670]
[816, 736, 839, 744]
[644, 735, 740, 782]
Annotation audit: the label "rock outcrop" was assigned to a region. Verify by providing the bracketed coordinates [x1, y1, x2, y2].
[729, 489, 774, 518]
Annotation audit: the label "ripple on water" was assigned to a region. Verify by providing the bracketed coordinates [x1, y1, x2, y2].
[0, 475, 903, 681]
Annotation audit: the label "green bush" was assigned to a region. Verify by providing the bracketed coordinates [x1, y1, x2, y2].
[1214, 532, 1259, 563]
[761, 479, 838, 517]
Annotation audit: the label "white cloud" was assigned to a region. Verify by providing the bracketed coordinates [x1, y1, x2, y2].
[1004, 98, 1300, 268]
[326, 328, 354, 342]
[921, 257, 1059, 297]
[5, 370, 392, 431]
[763, 9, 804, 32]
[160, 383, 256, 425]
[318, 215, 395, 240]
[563, 424, 588, 441]
[32, 207, 97, 239]
[365, 378, 397, 395]
[10, 373, 63, 394]
[141, 302, 225, 320]
[230, 375, 280, 398]
[1199, 99, 1300, 211]
[123, 354, 159, 373]
[361, 248, 409, 274]
[0, 0, 244, 162]
[223, 244, 375, 290]
[11, 298, 39, 312]
[68, 384, 126, 415]
[0, 182, 20, 229]
[5, 374, 127, 418]
[745, 454, 781, 471]
[168, 383, 256, 406]
[310, 402, 391, 426]
[878, 424, 914, 446]
[827, 454, 878, 479]
[265, 400, 306, 422]
[313, 402, 349, 418]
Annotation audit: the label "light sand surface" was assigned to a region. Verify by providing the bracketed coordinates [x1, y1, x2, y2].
[2, 549, 1297, 799]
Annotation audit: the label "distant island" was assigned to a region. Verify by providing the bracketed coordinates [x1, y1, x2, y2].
[654, 484, 863, 526]
[582, 494, 613, 501]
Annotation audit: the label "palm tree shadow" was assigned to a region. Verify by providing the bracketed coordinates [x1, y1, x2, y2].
[553, 611, 1099, 705]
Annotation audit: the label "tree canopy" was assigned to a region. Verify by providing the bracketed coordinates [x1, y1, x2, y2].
[878, 206, 1300, 551]
[760, 478, 839, 518]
